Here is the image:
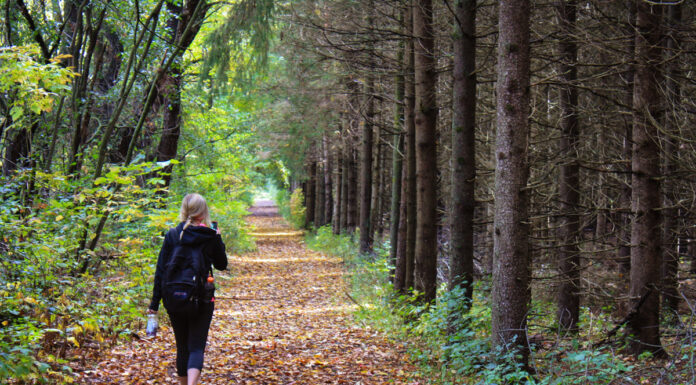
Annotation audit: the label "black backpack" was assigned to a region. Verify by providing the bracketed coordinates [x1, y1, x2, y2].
[162, 229, 215, 313]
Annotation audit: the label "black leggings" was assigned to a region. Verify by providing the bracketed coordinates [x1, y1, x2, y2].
[167, 303, 214, 377]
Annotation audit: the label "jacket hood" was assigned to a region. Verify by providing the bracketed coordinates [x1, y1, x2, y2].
[176, 222, 218, 246]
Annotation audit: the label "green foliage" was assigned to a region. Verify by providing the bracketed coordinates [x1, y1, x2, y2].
[305, 225, 358, 262]
[305, 228, 637, 384]
[276, 188, 306, 229]
[0, 45, 75, 125]
[0, 164, 169, 381]
[200, 0, 275, 89]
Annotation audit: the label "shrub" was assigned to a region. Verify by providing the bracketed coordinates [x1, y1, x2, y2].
[276, 188, 305, 229]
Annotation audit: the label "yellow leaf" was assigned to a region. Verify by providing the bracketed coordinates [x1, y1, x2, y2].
[67, 336, 80, 347]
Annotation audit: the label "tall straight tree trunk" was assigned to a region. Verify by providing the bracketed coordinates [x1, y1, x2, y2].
[324, 135, 333, 226]
[556, 0, 581, 332]
[618, 1, 636, 284]
[492, 0, 531, 367]
[413, 0, 438, 303]
[305, 160, 317, 228]
[390, 31, 406, 281]
[371, 118, 383, 240]
[450, 0, 476, 304]
[661, 3, 681, 316]
[315, 160, 325, 227]
[628, 0, 665, 357]
[360, 78, 375, 253]
[395, 3, 413, 291]
[340, 135, 350, 232]
[334, 132, 344, 233]
[404, 6, 417, 292]
[395, 164, 408, 291]
[347, 147, 359, 231]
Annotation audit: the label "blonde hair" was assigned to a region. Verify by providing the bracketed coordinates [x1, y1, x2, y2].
[179, 193, 211, 238]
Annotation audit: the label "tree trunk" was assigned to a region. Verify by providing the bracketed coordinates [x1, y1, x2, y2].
[315, 159, 325, 227]
[404, 9, 417, 292]
[347, 147, 359, 231]
[155, 66, 182, 186]
[556, 0, 581, 332]
[371, 120, 383, 240]
[628, 0, 665, 357]
[492, 0, 531, 368]
[340, 138, 349, 232]
[305, 160, 317, 228]
[413, 0, 438, 303]
[154, 0, 206, 186]
[390, 43, 405, 281]
[661, 2, 681, 317]
[617, 0, 636, 285]
[334, 134, 344, 233]
[450, 0, 476, 304]
[360, 78, 375, 253]
[324, 135, 333, 226]
[2, 127, 30, 176]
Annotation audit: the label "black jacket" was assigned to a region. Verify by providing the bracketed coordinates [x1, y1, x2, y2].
[149, 222, 227, 311]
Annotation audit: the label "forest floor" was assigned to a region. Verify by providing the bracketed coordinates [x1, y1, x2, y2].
[76, 202, 418, 384]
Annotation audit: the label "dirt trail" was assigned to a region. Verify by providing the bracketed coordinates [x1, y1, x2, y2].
[78, 204, 416, 384]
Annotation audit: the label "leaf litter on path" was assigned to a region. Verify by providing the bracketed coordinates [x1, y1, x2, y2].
[76, 211, 418, 384]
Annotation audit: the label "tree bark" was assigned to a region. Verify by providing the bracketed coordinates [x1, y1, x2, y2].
[390, 36, 405, 282]
[315, 158, 325, 227]
[661, 2, 681, 317]
[340, 136, 350, 232]
[360, 78, 375, 253]
[370, 120, 382, 241]
[324, 135, 333, 226]
[413, 0, 438, 303]
[556, 0, 581, 332]
[492, 0, 531, 367]
[450, 0, 476, 304]
[305, 159, 317, 228]
[347, 146, 359, 232]
[155, 64, 182, 186]
[617, 0, 636, 285]
[404, 8, 417, 293]
[628, 0, 665, 357]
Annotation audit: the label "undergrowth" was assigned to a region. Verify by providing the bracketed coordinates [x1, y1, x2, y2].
[0, 166, 253, 383]
[275, 188, 306, 229]
[304, 226, 657, 385]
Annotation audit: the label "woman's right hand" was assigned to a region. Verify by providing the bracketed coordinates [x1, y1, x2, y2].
[147, 308, 157, 315]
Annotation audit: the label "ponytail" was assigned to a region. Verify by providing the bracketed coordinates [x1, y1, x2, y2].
[181, 216, 192, 240]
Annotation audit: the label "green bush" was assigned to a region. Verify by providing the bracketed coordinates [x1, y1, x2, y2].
[305, 225, 358, 261]
[276, 188, 305, 229]
[304, 227, 636, 385]
[0, 165, 168, 382]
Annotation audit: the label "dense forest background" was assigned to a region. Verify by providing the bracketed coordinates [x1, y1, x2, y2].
[4, 0, 696, 383]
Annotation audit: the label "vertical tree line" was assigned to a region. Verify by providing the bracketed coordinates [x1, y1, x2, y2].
[272, 0, 696, 367]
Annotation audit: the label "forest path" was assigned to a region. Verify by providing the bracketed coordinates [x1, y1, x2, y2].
[78, 203, 417, 384]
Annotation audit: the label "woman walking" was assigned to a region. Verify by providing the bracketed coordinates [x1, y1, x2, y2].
[148, 193, 227, 385]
